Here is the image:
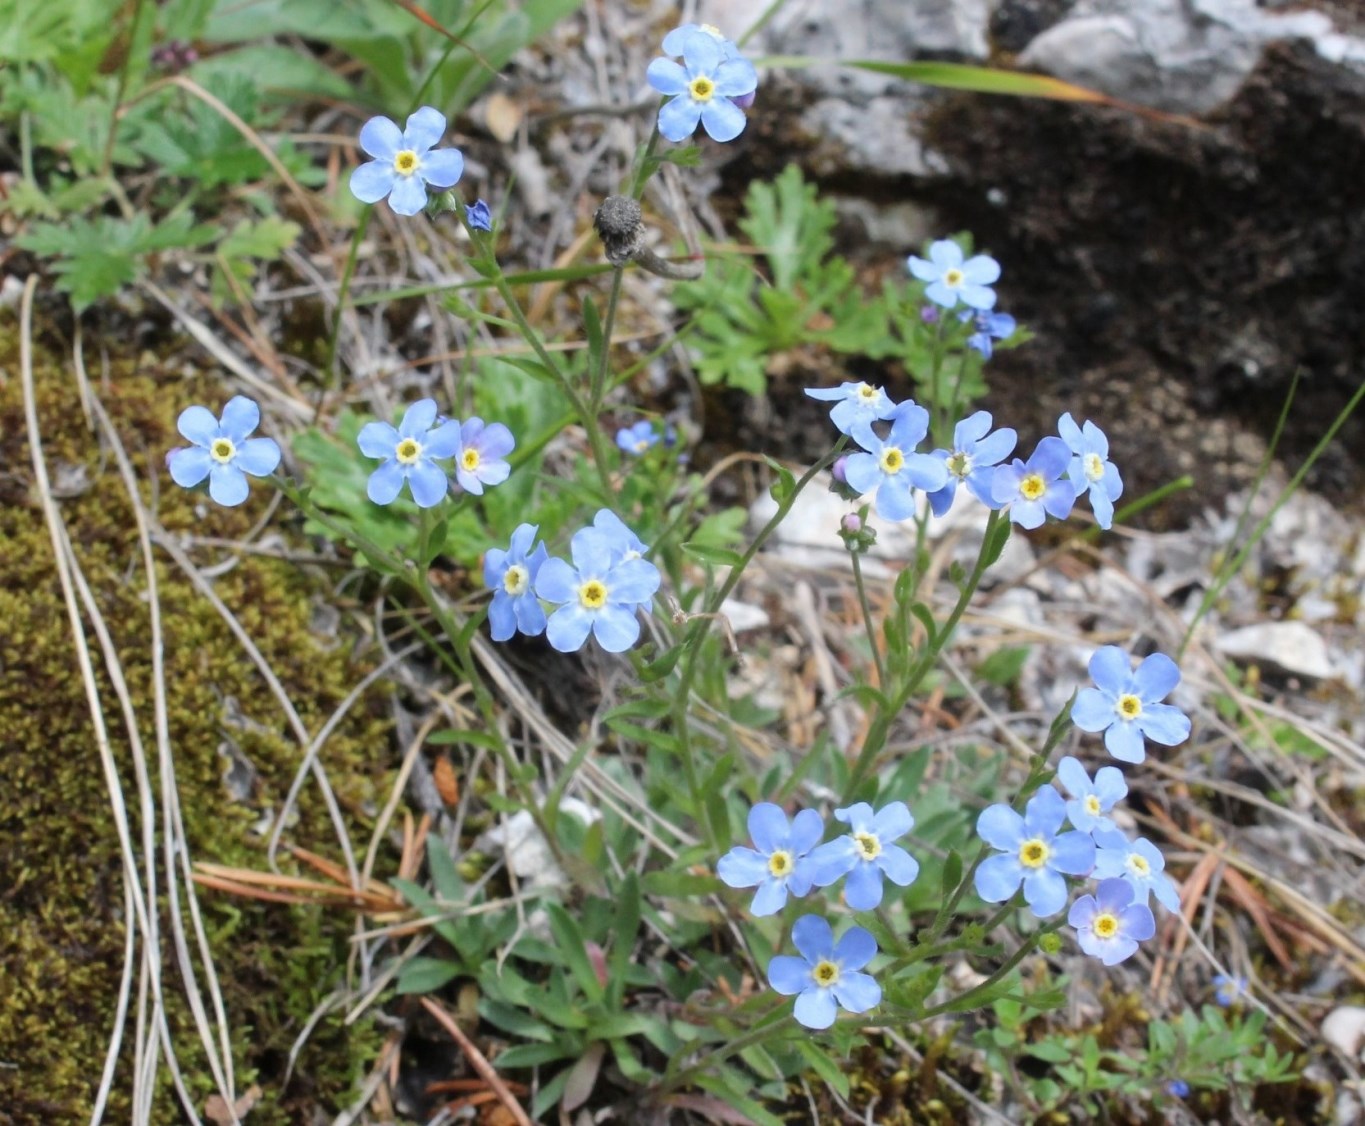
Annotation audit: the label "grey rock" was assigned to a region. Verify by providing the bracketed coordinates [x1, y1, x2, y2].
[1216, 620, 1339, 681]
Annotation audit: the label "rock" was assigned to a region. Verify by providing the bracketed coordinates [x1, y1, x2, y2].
[477, 798, 601, 890]
[1216, 620, 1339, 681]
[1018, 0, 1362, 114]
[1322, 1005, 1365, 1061]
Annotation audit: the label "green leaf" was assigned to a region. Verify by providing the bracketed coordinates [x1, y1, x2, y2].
[793, 1039, 851, 1098]
[981, 517, 1012, 569]
[495, 1041, 578, 1070]
[681, 541, 744, 568]
[395, 956, 461, 995]
[390, 878, 462, 950]
[764, 455, 796, 504]
[544, 903, 605, 1004]
[606, 874, 640, 1009]
[640, 869, 719, 898]
[425, 836, 465, 904]
[940, 850, 963, 897]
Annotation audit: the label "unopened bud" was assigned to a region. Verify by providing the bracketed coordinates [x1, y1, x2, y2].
[831, 455, 849, 483]
[841, 513, 862, 533]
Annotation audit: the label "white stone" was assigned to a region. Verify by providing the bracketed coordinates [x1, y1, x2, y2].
[1322, 1005, 1365, 1061]
[477, 798, 601, 889]
[1216, 620, 1339, 681]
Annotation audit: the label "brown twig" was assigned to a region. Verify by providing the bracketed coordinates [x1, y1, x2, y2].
[418, 997, 533, 1126]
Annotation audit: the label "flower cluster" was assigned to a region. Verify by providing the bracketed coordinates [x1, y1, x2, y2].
[356, 399, 514, 509]
[484, 510, 660, 654]
[973, 646, 1191, 963]
[718, 801, 920, 1027]
[647, 24, 758, 143]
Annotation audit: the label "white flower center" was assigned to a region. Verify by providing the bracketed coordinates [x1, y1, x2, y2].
[210, 438, 236, 464]
[392, 150, 421, 177]
[503, 564, 529, 596]
[1083, 452, 1105, 482]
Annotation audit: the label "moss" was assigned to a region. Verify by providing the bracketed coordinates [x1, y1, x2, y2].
[0, 319, 391, 1123]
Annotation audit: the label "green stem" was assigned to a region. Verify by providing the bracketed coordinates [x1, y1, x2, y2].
[916, 919, 1065, 1021]
[850, 550, 887, 691]
[100, 0, 148, 178]
[660, 1002, 790, 1091]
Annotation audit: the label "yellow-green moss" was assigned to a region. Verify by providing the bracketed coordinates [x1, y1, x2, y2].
[0, 318, 390, 1123]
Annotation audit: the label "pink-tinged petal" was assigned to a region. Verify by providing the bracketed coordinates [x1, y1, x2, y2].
[403, 106, 446, 151]
[1067, 893, 1099, 928]
[218, 395, 260, 441]
[646, 57, 689, 96]
[350, 161, 397, 203]
[420, 147, 464, 189]
[358, 116, 402, 160]
[1133, 652, 1180, 701]
[177, 405, 219, 447]
[387, 175, 427, 216]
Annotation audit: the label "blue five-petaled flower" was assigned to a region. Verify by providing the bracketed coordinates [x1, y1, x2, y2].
[717, 803, 823, 916]
[646, 31, 758, 143]
[1058, 413, 1123, 530]
[1068, 878, 1156, 966]
[616, 420, 659, 456]
[1055, 755, 1128, 835]
[1071, 646, 1192, 764]
[1092, 828, 1181, 911]
[908, 240, 1001, 310]
[804, 381, 898, 437]
[806, 802, 920, 910]
[926, 410, 1016, 517]
[845, 402, 950, 522]
[767, 915, 881, 1030]
[975, 786, 1096, 917]
[453, 417, 514, 495]
[349, 107, 465, 217]
[169, 396, 282, 507]
[357, 398, 462, 508]
[991, 436, 1077, 529]
[535, 524, 661, 652]
[483, 523, 549, 642]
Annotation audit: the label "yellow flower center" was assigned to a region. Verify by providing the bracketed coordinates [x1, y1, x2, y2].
[1019, 472, 1046, 501]
[767, 850, 793, 878]
[812, 959, 840, 988]
[462, 448, 481, 472]
[393, 150, 420, 177]
[1019, 839, 1050, 869]
[1092, 911, 1119, 939]
[944, 268, 964, 287]
[1084, 795, 1102, 816]
[946, 451, 972, 479]
[1083, 452, 1105, 482]
[856, 383, 878, 402]
[689, 76, 716, 102]
[578, 579, 608, 610]
[634, 439, 650, 453]
[699, 22, 724, 39]
[1116, 693, 1143, 720]
[503, 564, 528, 596]
[1127, 854, 1151, 877]
[853, 831, 882, 861]
[210, 438, 236, 464]
[395, 437, 422, 465]
[879, 447, 905, 474]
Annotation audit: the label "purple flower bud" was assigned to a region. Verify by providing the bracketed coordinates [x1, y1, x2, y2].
[832, 456, 849, 483]
[841, 513, 862, 533]
[920, 305, 941, 324]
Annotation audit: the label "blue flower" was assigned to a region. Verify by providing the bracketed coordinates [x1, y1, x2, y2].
[646, 32, 758, 143]
[535, 527, 661, 652]
[908, 240, 1001, 310]
[357, 399, 461, 508]
[168, 396, 281, 507]
[716, 803, 823, 916]
[466, 199, 492, 231]
[452, 417, 514, 495]
[806, 802, 919, 910]
[616, 420, 659, 456]
[767, 915, 881, 1030]
[804, 381, 898, 436]
[349, 107, 465, 217]
[1057, 413, 1123, 530]
[845, 403, 950, 522]
[1068, 878, 1155, 966]
[1071, 647, 1191, 764]
[483, 523, 548, 642]
[960, 309, 1017, 359]
[592, 509, 648, 564]
[1055, 755, 1128, 835]
[1092, 828, 1181, 911]
[662, 24, 756, 108]
[1212, 973, 1248, 1007]
[990, 436, 1077, 529]
[926, 410, 1017, 517]
[974, 787, 1096, 918]
[1166, 1079, 1191, 1099]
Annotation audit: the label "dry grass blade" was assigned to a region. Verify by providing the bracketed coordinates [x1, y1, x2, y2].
[418, 997, 533, 1126]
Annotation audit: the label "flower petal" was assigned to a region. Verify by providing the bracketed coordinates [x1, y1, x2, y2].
[657, 94, 703, 142]
[767, 955, 812, 996]
[844, 863, 884, 910]
[974, 853, 1023, 902]
[177, 405, 220, 447]
[961, 254, 1000, 284]
[168, 446, 211, 488]
[793, 987, 837, 1030]
[1088, 646, 1133, 694]
[1022, 787, 1066, 838]
[407, 460, 448, 508]
[421, 147, 464, 189]
[788, 808, 825, 854]
[749, 876, 788, 917]
[646, 57, 689, 96]
[234, 437, 281, 477]
[387, 175, 428, 216]
[791, 914, 834, 963]
[832, 970, 881, 1014]
[928, 240, 962, 269]
[976, 804, 1025, 851]
[876, 845, 919, 888]
[218, 396, 260, 442]
[1104, 721, 1147, 764]
[870, 802, 913, 840]
[699, 97, 746, 143]
[399, 399, 439, 438]
[403, 105, 446, 151]
[350, 161, 397, 203]
[366, 461, 405, 506]
[358, 420, 399, 459]
[487, 592, 517, 641]
[358, 116, 402, 160]
[1137, 704, 1191, 746]
[806, 838, 858, 887]
[1021, 868, 1068, 917]
[545, 604, 593, 652]
[1134, 652, 1181, 702]
[1071, 687, 1116, 732]
[833, 926, 878, 971]
[534, 557, 579, 604]
[423, 419, 463, 459]
[208, 464, 249, 507]
[1050, 830, 1097, 876]
[590, 605, 640, 652]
